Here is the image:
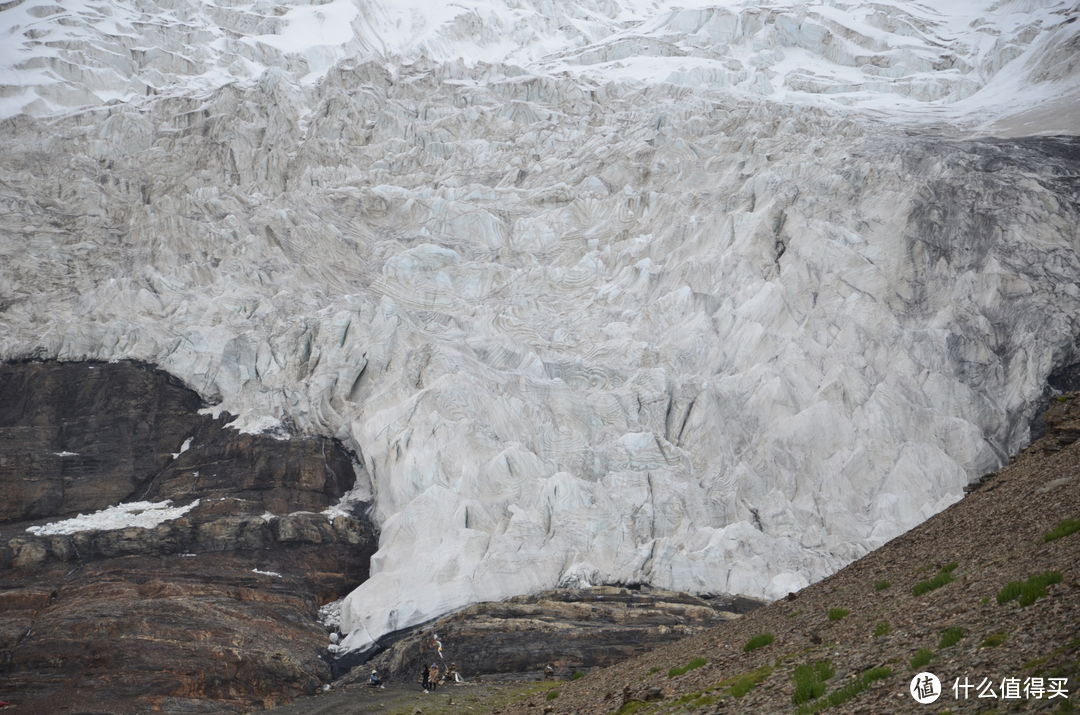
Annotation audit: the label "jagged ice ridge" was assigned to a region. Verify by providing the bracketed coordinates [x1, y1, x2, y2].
[1, 0, 1079, 656]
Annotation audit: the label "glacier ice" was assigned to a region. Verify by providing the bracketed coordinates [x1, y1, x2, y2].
[1, 0, 1079, 656]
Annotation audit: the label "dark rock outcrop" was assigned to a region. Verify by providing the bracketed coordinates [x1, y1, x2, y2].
[0, 360, 203, 522]
[340, 587, 753, 685]
[0, 361, 378, 714]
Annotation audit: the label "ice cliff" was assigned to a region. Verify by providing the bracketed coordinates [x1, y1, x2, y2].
[1, 0, 1079, 656]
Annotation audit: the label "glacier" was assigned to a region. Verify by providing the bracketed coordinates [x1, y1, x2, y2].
[1, 0, 1079, 657]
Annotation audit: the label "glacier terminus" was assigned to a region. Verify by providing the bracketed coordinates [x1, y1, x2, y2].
[1, 0, 1079, 660]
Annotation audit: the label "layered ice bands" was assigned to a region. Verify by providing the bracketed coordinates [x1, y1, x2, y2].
[1, 0, 1079, 656]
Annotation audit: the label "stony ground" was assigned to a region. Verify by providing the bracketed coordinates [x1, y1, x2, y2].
[495, 409, 1080, 715]
[263, 681, 559, 715]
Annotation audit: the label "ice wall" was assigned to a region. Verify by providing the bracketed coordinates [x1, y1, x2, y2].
[1, 0, 1079, 655]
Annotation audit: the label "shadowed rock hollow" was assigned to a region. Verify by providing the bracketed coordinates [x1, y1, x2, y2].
[0, 360, 377, 714]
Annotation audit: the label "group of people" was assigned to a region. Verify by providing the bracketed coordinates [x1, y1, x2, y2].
[421, 661, 462, 691]
[362, 631, 465, 692]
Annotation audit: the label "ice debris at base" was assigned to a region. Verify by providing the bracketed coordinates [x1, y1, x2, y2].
[319, 599, 344, 632]
[26, 501, 201, 536]
[1, 0, 1079, 657]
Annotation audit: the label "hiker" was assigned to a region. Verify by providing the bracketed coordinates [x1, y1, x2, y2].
[370, 669, 383, 688]
[429, 663, 440, 691]
[421, 663, 430, 691]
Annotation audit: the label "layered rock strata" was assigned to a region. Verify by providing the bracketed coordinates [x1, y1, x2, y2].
[337, 587, 758, 684]
[0, 361, 376, 714]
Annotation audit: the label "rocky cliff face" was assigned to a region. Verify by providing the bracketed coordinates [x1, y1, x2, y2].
[338, 587, 756, 685]
[0, 361, 377, 713]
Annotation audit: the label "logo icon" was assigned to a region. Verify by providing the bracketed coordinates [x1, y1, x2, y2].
[910, 672, 941, 704]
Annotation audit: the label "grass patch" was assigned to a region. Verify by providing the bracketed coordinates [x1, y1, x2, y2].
[792, 660, 835, 705]
[874, 621, 890, 637]
[572, 671, 584, 681]
[981, 596, 990, 606]
[939, 627, 965, 649]
[546, 690, 559, 701]
[980, 632, 1007, 649]
[743, 634, 775, 653]
[794, 667, 892, 715]
[672, 682, 727, 709]
[1044, 518, 1080, 543]
[383, 680, 561, 715]
[828, 608, 849, 622]
[997, 571, 1063, 607]
[910, 649, 933, 669]
[874, 580, 891, 591]
[682, 693, 720, 710]
[668, 657, 707, 678]
[719, 664, 774, 699]
[648, 667, 660, 675]
[787, 610, 804, 619]
[941, 562, 959, 573]
[912, 568, 956, 597]
[674, 689, 708, 705]
[1022, 638, 1080, 672]
[614, 700, 651, 715]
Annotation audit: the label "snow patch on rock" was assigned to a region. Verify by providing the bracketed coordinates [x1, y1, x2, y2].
[26, 500, 201, 535]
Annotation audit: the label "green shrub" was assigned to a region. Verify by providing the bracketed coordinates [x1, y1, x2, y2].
[668, 657, 707, 678]
[939, 627, 965, 649]
[828, 608, 849, 622]
[546, 690, 559, 701]
[743, 633, 775, 653]
[614, 700, 649, 715]
[794, 667, 892, 715]
[682, 693, 720, 709]
[997, 581, 1023, 604]
[913, 569, 955, 597]
[720, 664, 774, 698]
[980, 632, 1007, 648]
[874, 580, 891, 591]
[910, 649, 933, 669]
[997, 571, 1063, 607]
[792, 660, 835, 705]
[572, 670, 584, 680]
[1044, 518, 1080, 542]
[874, 621, 891, 637]
[941, 562, 959, 573]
